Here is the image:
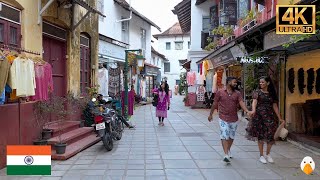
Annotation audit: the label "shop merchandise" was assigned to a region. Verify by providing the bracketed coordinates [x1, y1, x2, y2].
[203, 60, 209, 76]
[8, 56, 36, 97]
[222, 70, 227, 88]
[206, 70, 214, 92]
[0, 54, 10, 95]
[98, 67, 109, 97]
[197, 85, 206, 102]
[212, 72, 218, 92]
[30, 61, 53, 101]
[121, 90, 134, 116]
[188, 92, 196, 106]
[187, 71, 196, 86]
[108, 67, 121, 97]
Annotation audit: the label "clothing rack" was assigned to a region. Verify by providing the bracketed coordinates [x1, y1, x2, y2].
[0, 44, 41, 55]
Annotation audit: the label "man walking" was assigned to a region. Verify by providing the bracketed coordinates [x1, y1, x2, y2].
[208, 77, 252, 164]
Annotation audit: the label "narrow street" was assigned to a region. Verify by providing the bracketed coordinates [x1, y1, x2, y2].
[1, 95, 320, 180]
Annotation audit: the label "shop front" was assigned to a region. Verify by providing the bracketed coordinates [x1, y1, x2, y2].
[140, 63, 159, 99]
[98, 35, 127, 97]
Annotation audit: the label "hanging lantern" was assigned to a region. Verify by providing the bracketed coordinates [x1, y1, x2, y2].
[136, 55, 145, 68]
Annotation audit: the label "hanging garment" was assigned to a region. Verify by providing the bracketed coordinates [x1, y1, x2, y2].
[216, 70, 223, 88]
[222, 70, 227, 88]
[8, 58, 36, 97]
[108, 67, 121, 97]
[98, 68, 109, 96]
[197, 73, 205, 85]
[187, 72, 196, 86]
[206, 71, 214, 92]
[141, 80, 146, 98]
[203, 60, 209, 76]
[212, 72, 218, 92]
[0, 56, 11, 95]
[188, 92, 196, 106]
[30, 63, 53, 101]
[120, 70, 124, 91]
[121, 90, 134, 116]
[0, 88, 5, 104]
[200, 63, 203, 75]
[197, 85, 206, 102]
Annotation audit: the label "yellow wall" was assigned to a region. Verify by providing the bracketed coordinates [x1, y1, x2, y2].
[285, 49, 320, 124]
[1, 0, 99, 96]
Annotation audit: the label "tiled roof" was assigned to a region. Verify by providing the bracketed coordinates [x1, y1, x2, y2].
[114, 0, 161, 31]
[153, 22, 189, 39]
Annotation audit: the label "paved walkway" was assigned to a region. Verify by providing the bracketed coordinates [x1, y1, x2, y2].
[1, 95, 320, 180]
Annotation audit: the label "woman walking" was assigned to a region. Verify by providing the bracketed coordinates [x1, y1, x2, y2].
[247, 76, 285, 164]
[152, 81, 170, 126]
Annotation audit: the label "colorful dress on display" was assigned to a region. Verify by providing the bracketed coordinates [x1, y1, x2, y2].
[108, 67, 121, 97]
[31, 62, 53, 101]
[152, 88, 170, 118]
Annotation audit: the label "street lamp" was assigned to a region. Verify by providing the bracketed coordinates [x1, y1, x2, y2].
[124, 49, 145, 121]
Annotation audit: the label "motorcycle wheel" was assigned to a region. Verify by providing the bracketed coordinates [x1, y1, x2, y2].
[115, 120, 122, 140]
[102, 134, 113, 151]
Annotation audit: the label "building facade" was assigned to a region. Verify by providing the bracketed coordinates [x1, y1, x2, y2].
[98, 0, 161, 99]
[153, 23, 190, 89]
[0, 0, 102, 169]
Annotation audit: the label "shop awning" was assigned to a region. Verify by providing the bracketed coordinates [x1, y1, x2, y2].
[99, 54, 125, 63]
[172, 0, 191, 33]
[182, 60, 191, 71]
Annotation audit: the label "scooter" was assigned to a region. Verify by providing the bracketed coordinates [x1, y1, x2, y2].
[91, 98, 123, 151]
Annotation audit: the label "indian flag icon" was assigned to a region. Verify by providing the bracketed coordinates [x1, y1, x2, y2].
[7, 145, 51, 175]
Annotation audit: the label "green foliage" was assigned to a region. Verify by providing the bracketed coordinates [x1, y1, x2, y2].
[205, 38, 220, 51]
[179, 72, 187, 95]
[283, 11, 320, 48]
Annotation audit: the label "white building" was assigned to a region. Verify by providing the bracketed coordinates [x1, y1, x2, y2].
[97, 0, 161, 98]
[173, 0, 214, 76]
[153, 23, 190, 89]
[151, 46, 168, 85]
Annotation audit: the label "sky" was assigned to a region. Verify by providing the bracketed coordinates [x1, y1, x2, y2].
[129, 0, 182, 36]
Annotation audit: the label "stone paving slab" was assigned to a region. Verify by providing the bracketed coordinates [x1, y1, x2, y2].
[1, 95, 320, 179]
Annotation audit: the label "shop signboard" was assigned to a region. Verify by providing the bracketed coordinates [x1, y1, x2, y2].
[141, 65, 158, 76]
[237, 56, 269, 64]
[99, 40, 126, 61]
[211, 49, 234, 68]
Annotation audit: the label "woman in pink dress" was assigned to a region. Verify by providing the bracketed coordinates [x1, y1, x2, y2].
[152, 81, 170, 126]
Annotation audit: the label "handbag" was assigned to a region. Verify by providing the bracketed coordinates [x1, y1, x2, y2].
[274, 120, 288, 140]
[152, 94, 158, 107]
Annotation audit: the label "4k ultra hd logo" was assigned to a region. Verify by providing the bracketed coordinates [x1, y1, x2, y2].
[276, 5, 316, 34]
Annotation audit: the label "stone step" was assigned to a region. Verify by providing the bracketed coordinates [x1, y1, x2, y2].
[47, 127, 94, 145]
[51, 134, 101, 160]
[47, 121, 80, 137]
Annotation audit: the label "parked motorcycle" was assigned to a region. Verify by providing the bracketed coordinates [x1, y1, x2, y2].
[91, 97, 123, 151]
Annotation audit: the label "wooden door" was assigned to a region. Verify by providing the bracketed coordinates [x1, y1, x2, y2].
[43, 36, 67, 97]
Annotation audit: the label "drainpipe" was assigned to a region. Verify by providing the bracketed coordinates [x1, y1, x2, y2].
[271, 0, 274, 17]
[38, 0, 55, 24]
[116, 0, 132, 22]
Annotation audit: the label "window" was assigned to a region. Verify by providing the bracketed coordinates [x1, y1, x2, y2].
[164, 62, 170, 72]
[121, 17, 129, 43]
[141, 28, 146, 52]
[0, 3, 21, 47]
[80, 35, 91, 94]
[188, 41, 191, 49]
[175, 41, 183, 50]
[166, 42, 171, 50]
[97, 0, 104, 22]
[202, 16, 211, 32]
[157, 57, 159, 66]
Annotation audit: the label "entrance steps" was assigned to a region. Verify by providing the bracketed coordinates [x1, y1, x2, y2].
[46, 121, 100, 160]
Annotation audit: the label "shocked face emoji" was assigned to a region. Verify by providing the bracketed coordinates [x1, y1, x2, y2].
[300, 156, 315, 175]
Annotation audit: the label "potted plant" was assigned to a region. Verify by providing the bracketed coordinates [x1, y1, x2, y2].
[33, 100, 52, 145]
[50, 95, 69, 154]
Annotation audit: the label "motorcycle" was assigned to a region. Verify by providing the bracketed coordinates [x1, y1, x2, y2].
[91, 97, 123, 151]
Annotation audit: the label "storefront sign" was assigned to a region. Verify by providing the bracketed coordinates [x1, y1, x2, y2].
[230, 43, 247, 58]
[142, 65, 158, 76]
[211, 49, 234, 67]
[99, 40, 126, 61]
[264, 30, 297, 50]
[237, 56, 269, 64]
